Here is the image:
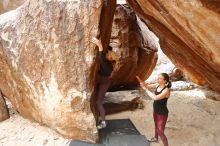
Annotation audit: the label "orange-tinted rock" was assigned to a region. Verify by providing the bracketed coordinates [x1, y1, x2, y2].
[0, 0, 105, 142]
[109, 5, 157, 90]
[0, 0, 25, 14]
[0, 92, 9, 121]
[89, 0, 117, 125]
[126, 0, 220, 92]
[170, 68, 185, 81]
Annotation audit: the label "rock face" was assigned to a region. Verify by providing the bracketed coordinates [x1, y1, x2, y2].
[0, 0, 157, 142]
[0, 0, 105, 142]
[126, 0, 220, 92]
[0, 0, 25, 14]
[0, 92, 9, 121]
[0, 0, 157, 141]
[109, 5, 157, 90]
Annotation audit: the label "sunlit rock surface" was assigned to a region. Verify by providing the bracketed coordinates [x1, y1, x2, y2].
[126, 0, 220, 92]
[0, 0, 103, 142]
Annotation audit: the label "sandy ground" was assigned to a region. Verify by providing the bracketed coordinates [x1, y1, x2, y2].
[0, 114, 70, 146]
[0, 88, 220, 146]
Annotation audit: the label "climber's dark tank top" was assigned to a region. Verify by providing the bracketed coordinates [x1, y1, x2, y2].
[153, 86, 169, 115]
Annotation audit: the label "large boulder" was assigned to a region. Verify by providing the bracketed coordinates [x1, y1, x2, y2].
[0, 0, 25, 14]
[109, 4, 157, 90]
[0, 0, 105, 142]
[0, 0, 158, 142]
[126, 0, 220, 92]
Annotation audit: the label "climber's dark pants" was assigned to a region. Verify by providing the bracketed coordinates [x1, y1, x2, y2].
[96, 75, 111, 122]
